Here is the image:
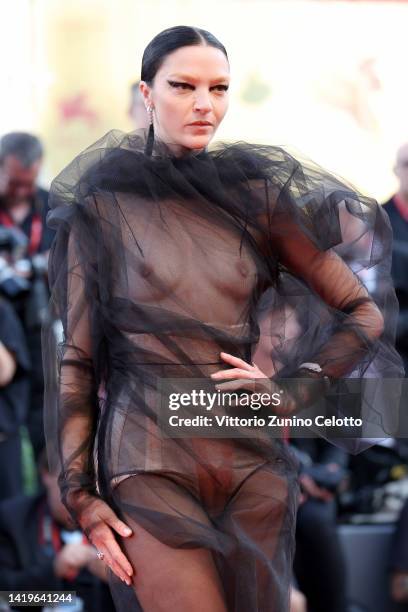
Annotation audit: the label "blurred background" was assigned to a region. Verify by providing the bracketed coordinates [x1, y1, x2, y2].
[1, 1, 408, 611]
[2, 0, 408, 199]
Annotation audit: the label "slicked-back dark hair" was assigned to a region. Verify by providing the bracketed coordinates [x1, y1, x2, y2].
[141, 25, 228, 85]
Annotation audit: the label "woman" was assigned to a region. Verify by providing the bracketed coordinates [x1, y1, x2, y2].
[43, 26, 403, 611]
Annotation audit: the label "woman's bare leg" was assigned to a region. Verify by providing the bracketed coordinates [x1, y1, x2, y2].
[112, 474, 227, 612]
[218, 462, 298, 611]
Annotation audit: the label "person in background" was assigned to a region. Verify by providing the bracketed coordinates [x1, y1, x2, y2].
[0, 132, 55, 460]
[292, 438, 349, 612]
[0, 297, 31, 502]
[380, 143, 408, 607]
[0, 447, 115, 611]
[290, 586, 307, 612]
[382, 143, 408, 376]
[389, 498, 408, 606]
[43, 25, 401, 610]
[128, 80, 150, 130]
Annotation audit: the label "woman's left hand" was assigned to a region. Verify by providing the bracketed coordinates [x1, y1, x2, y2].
[210, 352, 296, 414]
[210, 352, 269, 393]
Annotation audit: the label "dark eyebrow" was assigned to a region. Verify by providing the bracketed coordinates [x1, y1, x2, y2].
[168, 73, 230, 84]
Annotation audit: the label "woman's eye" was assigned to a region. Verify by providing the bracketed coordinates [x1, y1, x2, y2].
[168, 81, 229, 93]
[168, 81, 194, 90]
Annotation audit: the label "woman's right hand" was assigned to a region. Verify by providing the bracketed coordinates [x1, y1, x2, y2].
[69, 491, 134, 585]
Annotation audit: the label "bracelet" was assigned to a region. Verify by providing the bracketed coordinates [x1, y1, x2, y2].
[299, 362, 323, 373]
[298, 363, 332, 393]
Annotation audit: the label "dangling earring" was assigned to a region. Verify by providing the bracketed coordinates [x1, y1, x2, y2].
[145, 104, 154, 156]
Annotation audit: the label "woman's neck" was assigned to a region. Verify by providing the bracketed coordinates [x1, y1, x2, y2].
[152, 129, 205, 158]
[164, 142, 205, 158]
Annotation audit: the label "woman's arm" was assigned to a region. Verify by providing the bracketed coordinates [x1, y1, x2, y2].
[45, 217, 133, 585]
[57, 227, 100, 512]
[0, 341, 17, 387]
[211, 227, 384, 417]
[273, 215, 384, 380]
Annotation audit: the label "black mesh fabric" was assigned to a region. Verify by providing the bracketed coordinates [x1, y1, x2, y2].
[42, 128, 403, 610]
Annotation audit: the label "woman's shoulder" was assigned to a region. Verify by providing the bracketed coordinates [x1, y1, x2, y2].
[77, 128, 148, 157]
[207, 140, 310, 197]
[211, 139, 302, 166]
[48, 129, 151, 222]
[55, 128, 148, 183]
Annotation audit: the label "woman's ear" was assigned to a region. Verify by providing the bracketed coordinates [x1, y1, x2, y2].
[139, 81, 152, 110]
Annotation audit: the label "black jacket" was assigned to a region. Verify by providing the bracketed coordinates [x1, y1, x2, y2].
[0, 298, 31, 436]
[0, 491, 115, 611]
[383, 197, 408, 361]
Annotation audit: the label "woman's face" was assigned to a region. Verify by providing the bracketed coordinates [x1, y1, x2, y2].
[140, 45, 230, 153]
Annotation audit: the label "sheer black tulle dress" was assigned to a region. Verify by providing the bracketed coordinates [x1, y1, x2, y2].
[42, 128, 403, 611]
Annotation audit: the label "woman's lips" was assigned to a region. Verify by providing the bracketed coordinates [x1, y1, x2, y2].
[187, 123, 213, 129]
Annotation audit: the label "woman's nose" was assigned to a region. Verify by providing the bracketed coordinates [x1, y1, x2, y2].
[193, 92, 212, 113]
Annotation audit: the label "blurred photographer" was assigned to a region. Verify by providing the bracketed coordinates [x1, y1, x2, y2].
[0, 448, 115, 611]
[0, 132, 55, 460]
[292, 438, 349, 612]
[0, 297, 31, 501]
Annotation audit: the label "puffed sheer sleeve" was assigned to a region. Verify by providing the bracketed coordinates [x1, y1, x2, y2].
[272, 208, 384, 379]
[42, 197, 103, 526]
[245, 146, 404, 449]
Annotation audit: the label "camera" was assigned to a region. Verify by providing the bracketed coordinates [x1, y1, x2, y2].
[0, 225, 31, 296]
[0, 225, 49, 328]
